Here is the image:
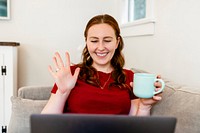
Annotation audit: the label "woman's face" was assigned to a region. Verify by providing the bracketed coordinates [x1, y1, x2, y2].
[86, 23, 119, 70]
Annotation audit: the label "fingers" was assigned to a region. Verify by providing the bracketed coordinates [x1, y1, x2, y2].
[154, 81, 162, 88]
[65, 52, 71, 71]
[53, 56, 59, 70]
[54, 52, 65, 69]
[153, 89, 163, 101]
[48, 65, 56, 77]
[154, 74, 162, 88]
[155, 87, 161, 92]
[157, 75, 161, 79]
[74, 67, 80, 80]
[52, 52, 72, 71]
[153, 95, 162, 101]
[140, 94, 162, 107]
[130, 82, 133, 87]
[49, 52, 79, 77]
[154, 75, 164, 92]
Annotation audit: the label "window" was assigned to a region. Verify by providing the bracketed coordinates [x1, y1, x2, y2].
[120, 0, 155, 37]
[0, 0, 10, 20]
[128, 0, 146, 22]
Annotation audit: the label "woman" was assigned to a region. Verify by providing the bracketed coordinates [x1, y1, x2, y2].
[41, 14, 162, 116]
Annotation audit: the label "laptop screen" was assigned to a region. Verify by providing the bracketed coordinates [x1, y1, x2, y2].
[31, 114, 176, 133]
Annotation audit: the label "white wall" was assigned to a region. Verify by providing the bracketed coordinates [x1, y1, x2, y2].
[122, 0, 200, 88]
[0, 0, 117, 88]
[1, 0, 200, 89]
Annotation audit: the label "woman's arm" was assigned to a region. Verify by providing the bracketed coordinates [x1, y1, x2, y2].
[41, 89, 71, 114]
[41, 52, 80, 114]
[129, 99, 151, 116]
[129, 99, 138, 116]
[129, 94, 162, 116]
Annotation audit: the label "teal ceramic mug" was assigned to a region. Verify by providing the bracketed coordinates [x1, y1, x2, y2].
[133, 73, 165, 98]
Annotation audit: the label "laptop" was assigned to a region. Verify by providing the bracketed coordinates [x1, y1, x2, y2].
[30, 114, 177, 133]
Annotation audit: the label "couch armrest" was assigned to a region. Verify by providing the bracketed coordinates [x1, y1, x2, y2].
[18, 86, 52, 100]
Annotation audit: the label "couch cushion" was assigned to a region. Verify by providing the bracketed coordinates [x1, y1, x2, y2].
[151, 86, 200, 133]
[18, 86, 52, 100]
[8, 96, 48, 133]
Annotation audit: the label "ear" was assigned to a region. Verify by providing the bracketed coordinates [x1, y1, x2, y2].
[115, 37, 120, 49]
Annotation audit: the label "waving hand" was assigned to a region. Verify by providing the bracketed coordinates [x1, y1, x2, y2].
[48, 52, 80, 94]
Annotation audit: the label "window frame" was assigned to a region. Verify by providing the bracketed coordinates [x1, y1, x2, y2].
[0, 0, 10, 20]
[120, 0, 155, 37]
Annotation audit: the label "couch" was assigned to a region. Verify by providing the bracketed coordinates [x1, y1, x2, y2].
[8, 68, 200, 133]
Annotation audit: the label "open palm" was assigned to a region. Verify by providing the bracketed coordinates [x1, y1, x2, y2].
[48, 52, 80, 94]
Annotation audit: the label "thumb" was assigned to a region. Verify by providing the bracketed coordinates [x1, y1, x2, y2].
[73, 67, 80, 80]
[130, 82, 133, 87]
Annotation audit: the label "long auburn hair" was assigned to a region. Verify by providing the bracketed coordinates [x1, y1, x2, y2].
[77, 14, 129, 89]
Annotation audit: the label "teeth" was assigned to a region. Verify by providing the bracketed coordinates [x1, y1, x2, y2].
[97, 53, 107, 57]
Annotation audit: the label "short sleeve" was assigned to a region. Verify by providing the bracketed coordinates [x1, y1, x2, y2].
[124, 69, 137, 100]
[51, 83, 58, 94]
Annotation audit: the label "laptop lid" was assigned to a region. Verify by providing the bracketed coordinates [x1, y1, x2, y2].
[30, 114, 176, 133]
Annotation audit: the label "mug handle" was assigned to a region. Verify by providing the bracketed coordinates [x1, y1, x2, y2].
[153, 79, 165, 95]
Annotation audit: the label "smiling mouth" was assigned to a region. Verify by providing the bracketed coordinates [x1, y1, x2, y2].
[96, 52, 108, 57]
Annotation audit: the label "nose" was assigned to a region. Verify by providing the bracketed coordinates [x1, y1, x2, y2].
[97, 41, 105, 50]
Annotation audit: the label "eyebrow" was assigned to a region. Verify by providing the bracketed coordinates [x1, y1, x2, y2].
[89, 36, 113, 39]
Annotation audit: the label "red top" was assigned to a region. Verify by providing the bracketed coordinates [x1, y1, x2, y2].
[51, 66, 137, 115]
